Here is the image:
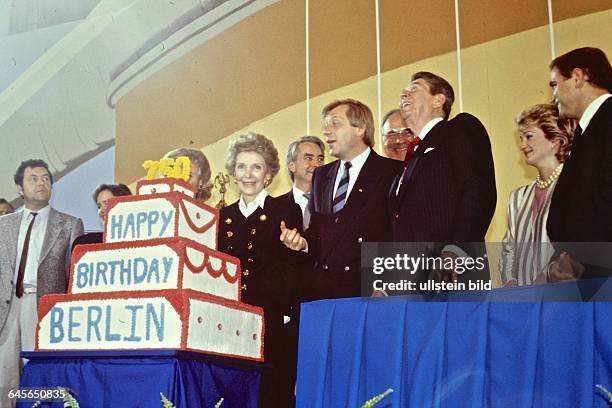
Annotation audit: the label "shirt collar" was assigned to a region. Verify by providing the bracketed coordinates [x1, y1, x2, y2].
[22, 205, 50, 221]
[340, 146, 371, 173]
[239, 189, 268, 212]
[292, 185, 308, 201]
[418, 117, 444, 140]
[580, 93, 611, 132]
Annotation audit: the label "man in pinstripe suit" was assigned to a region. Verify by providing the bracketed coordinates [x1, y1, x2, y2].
[389, 72, 496, 287]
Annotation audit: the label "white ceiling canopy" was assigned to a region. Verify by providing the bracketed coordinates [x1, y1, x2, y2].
[0, 0, 277, 204]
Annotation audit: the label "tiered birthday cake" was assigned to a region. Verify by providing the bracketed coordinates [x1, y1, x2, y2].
[35, 179, 265, 361]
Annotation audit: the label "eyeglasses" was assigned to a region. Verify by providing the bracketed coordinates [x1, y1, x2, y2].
[383, 128, 413, 138]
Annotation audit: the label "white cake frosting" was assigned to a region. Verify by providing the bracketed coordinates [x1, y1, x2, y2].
[38, 297, 183, 350]
[37, 179, 264, 361]
[137, 179, 195, 198]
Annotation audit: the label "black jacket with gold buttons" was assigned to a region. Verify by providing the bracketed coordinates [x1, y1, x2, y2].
[218, 195, 302, 309]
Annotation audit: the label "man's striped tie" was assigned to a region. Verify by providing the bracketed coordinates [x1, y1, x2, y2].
[332, 161, 352, 214]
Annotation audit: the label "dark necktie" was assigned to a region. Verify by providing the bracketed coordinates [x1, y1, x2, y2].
[302, 192, 311, 230]
[402, 136, 422, 167]
[332, 162, 352, 214]
[16, 212, 38, 298]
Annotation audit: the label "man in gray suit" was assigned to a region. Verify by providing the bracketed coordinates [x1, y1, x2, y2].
[0, 159, 83, 406]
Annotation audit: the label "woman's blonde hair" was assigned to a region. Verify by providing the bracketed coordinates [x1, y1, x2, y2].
[517, 103, 576, 162]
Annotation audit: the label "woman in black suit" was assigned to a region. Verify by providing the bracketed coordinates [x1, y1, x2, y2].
[218, 132, 302, 407]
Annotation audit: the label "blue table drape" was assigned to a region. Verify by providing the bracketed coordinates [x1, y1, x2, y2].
[19, 350, 261, 408]
[296, 280, 612, 407]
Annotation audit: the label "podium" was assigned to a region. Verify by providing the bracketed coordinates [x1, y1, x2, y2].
[296, 279, 612, 407]
[19, 350, 261, 407]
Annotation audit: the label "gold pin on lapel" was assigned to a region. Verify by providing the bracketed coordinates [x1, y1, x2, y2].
[259, 214, 267, 222]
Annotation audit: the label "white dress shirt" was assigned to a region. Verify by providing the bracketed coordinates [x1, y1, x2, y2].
[418, 117, 444, 141]
[579, 93, 611, 133]
[238, 189, 268, 218]
[14, 205, 50, 288]
[292, 186, 309, 217]
[333, 147, 371, 200]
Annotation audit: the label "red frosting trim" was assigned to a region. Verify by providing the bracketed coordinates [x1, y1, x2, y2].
[178, 199, 217, 233]
[183, 246, 240, 284]
[137, 179, 197, 196]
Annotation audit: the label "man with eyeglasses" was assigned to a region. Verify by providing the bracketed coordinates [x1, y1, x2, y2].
[0, 159, 83, 407]
[381, 108, 414, 161]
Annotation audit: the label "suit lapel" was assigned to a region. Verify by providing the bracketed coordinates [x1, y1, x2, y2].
[321, 161, 338, 215]
[4, 214, 22, 277]
[39, 208, 63, 263]
[319, 152, 378, 260]
[340, 150, 376, 214]
[397, 120, 446, 203]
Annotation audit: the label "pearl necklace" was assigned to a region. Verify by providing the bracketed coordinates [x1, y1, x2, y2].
[536, 163, 563, 189]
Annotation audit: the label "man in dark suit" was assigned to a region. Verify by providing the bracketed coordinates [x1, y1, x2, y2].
[0, 159, 83, 407]
[389, 72, 496, 287]
[278, 135, 326, 230]
[276, 135, 325, 406]
[281, 99, 401, 300]
[546, 47, 612, 281]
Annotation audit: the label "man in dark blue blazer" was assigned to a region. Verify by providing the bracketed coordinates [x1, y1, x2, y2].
[389, 72, 497, 288]
[281, 99, 401, 300]
[546, 47, 612, 281]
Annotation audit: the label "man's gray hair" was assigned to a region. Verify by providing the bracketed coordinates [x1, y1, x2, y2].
[285, 135, 325, 181]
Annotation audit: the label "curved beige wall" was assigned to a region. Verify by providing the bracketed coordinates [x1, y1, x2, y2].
[115, 3, 612, 286]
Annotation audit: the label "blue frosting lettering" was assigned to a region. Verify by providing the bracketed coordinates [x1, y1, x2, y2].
[146, 303, 165, 341]
[159, 210, 174, 236]
[49, 307, 64, 343]
[147, 259, 160, 284]
[104, 305, 121, 341]
[72, 255, 179, 291]
[87, 306, 102, 342]
[133, 258, 147, 284]
[123, 213, 136, 240]
[108, 210, 175, 240]
[95, 261, 109, 286]
[75, 263, 90, 289]
[109, 214, 123, 240]
[68, 306, 83, 342]
[136, 212, 147, 238]
[123, 305, 143, 342]
[120, 259, 132, 285]
[147, 211, 159, 236]
[162, 257, 173, 283]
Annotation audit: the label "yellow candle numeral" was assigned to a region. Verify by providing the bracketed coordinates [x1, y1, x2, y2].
[172, 156, 190, 180]
[142, 157, 191, 181]
[142, 160, 159, 180]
